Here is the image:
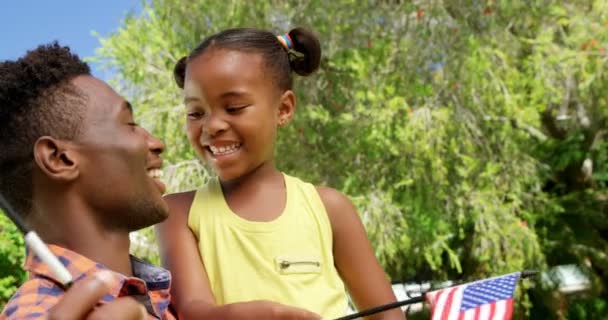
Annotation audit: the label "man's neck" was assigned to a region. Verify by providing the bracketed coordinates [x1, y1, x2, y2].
[58, 230, 133, 277]
[30, 208, 134, 276]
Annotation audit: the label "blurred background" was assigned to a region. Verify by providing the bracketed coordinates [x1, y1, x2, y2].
[1, 1, 607, 318]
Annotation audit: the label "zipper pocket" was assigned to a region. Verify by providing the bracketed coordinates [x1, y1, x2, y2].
[275, 256, 321, 274]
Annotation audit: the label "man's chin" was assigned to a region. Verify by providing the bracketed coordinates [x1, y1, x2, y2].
[122, 200, 170, 231]
[136, 208, 169, 229]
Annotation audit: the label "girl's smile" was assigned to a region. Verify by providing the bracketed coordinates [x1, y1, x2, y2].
[183, 49, 290, 181]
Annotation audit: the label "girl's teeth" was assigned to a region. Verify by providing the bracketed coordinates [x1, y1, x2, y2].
[210, 143, 240, 155]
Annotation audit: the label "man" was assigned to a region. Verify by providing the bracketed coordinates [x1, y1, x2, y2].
[0, 43, 174, 319]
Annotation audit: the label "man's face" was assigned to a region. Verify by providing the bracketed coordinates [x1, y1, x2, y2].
[70, 76, 168, 231]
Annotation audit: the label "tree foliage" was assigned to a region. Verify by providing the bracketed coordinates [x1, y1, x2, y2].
[1, 0, 606, 317]
[91, 0, 608, 317]
[0, 211, 26, 307]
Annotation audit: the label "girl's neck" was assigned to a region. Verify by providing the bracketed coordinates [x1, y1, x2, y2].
[220, 161, 282, 194]
[218, 161, 288, 222]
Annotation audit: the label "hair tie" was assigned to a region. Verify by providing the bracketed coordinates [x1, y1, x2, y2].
[277, 33, 293, 50]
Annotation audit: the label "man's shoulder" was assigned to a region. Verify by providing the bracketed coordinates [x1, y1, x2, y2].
[1, 276, 63, 319]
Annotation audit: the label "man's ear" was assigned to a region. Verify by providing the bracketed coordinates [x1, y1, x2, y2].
[277, 90, 296, 127]
[33, 137, 79, 182]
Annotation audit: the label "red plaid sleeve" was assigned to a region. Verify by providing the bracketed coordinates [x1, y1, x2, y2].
[1, 277, 63, 319]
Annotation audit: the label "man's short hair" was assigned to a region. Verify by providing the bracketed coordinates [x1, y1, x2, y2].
[0, 42, 90, 217]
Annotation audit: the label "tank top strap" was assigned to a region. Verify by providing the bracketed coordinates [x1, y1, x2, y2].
[187, 178, 221, 235]
[282, 173, 333, 244]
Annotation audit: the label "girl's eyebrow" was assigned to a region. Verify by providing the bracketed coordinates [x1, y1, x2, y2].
[219, 90, 249, 99]
[184, 91, 250, 104]
[184, 96, 201, 104]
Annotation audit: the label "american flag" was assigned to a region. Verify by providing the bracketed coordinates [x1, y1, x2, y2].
[425, 272, 520, 320]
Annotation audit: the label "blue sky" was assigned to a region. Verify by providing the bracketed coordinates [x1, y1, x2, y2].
[0, 0, 141, 79]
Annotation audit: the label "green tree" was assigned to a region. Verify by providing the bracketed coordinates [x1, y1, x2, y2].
[88, 0, 607, 318]
[0, 211, 26, 308]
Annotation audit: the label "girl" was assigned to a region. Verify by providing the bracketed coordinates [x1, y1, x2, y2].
[157, 27, 402, 320]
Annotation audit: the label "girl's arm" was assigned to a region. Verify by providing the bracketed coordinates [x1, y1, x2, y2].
[317, 186, 404, 320]
[155, 192, 321, 320]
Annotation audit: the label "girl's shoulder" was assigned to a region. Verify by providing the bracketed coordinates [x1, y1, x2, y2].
[163, 191, 197, 219]
[161, 191, 202, 234]
[282, 173, 353, 216]
[312, 185, 364, 242]
[163, 179, 219, 214]
[314, 186, 353, 217]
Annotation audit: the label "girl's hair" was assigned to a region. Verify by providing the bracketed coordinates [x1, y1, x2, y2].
[173, 27, 321, 91]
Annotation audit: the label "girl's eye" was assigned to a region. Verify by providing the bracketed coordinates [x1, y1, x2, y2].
[226, 105, 247, 114]
[187, 111, 205, 119]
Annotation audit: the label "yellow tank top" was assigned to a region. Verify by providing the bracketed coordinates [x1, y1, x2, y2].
[188, 173, 349, 318]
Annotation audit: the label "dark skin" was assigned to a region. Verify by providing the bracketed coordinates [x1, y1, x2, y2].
[156, 49, 403, 320]
[27, 75, 167, 319]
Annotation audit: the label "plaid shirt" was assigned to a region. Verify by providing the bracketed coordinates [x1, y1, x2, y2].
[0, 245, 176, 320]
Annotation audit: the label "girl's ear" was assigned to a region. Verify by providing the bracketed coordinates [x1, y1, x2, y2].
[277, 90, 296, 127]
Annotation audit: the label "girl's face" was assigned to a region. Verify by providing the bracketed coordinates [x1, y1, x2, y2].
[182, 49, 294, 181]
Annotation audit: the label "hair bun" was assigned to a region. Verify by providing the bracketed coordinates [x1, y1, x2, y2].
[287, 28, 321, 76]
[173, 56, 188, 89]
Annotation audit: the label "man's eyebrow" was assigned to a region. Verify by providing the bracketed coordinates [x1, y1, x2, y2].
[123, 101, 133, 113]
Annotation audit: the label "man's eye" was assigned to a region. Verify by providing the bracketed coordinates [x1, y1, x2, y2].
[128, 122, 139, 127]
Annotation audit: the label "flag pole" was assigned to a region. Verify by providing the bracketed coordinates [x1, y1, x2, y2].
[333, 296, 425, 320]
[332, 270, 539, 320]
